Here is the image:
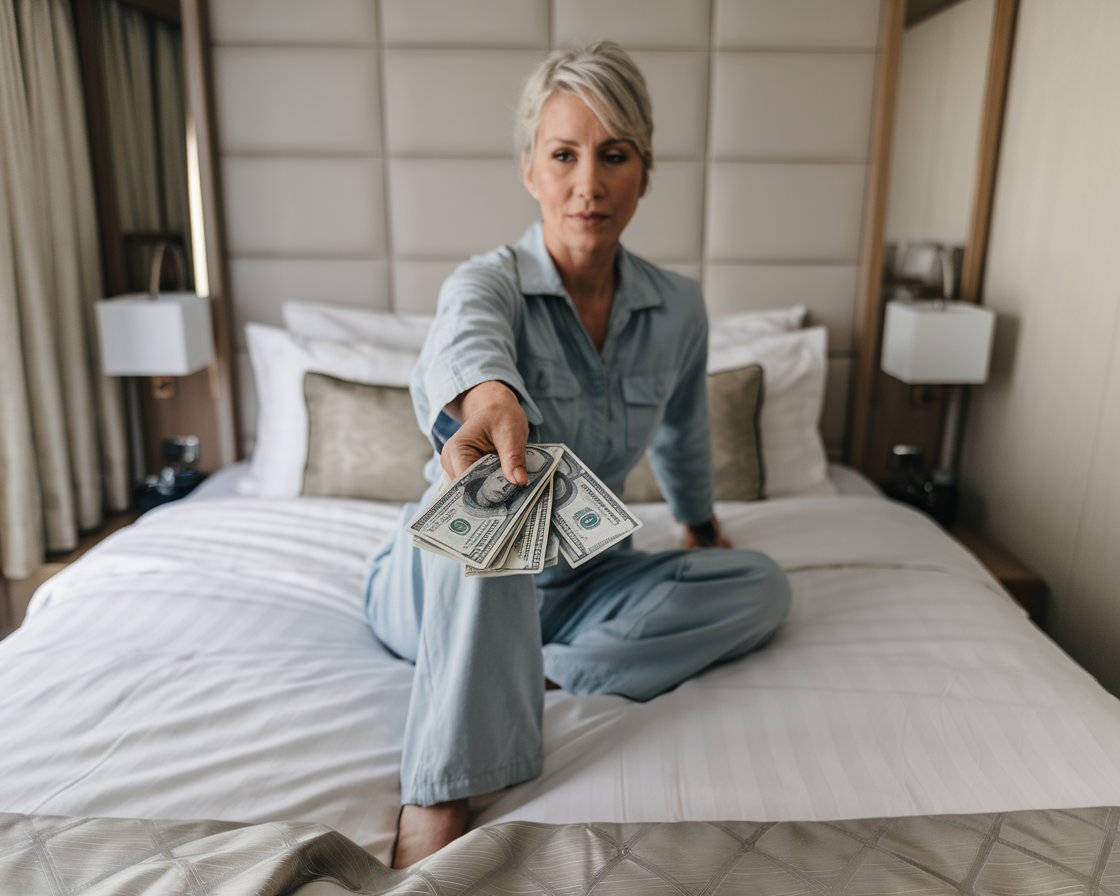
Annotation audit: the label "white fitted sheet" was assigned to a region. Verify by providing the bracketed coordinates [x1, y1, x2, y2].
[2, 486, 1119, 867]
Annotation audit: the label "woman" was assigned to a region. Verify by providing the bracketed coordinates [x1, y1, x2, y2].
[365, 41, 791, 867]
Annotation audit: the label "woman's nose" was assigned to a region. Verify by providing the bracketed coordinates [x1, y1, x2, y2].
[574, 158, 605, 198]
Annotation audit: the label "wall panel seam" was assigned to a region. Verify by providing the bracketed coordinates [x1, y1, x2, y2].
[212, 41, 377, 50]
[710, 156, 870, 165]
[699, 0, 715, 295]
[709, 160, 869, 168]
[713, 46, 878, 55]
[704, 257, 862, 265]
[232, 251, 388, 261]
[372, 0, 396, 312]
[383, 42, 547, 50]
[222, 152, 383, 160]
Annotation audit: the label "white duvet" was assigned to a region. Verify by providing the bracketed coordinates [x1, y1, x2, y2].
[2, 489, 1119, 865]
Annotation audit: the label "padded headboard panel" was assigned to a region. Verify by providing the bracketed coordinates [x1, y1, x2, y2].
[208, 0, 882, 457]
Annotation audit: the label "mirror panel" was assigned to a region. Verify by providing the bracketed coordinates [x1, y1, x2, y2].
[884, 0, 994, 300]
[848, 0, 1018, 483]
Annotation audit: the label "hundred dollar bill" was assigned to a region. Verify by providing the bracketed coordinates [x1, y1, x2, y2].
[538, 443, 642, 568]
[466, 479, 553, 577]
[407, 445, 562, 569]
[543, 530, 560, 569]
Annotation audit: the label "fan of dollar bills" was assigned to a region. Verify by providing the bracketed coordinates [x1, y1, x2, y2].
[408, 443, 642, 576]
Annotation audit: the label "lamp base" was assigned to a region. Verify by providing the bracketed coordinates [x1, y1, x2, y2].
[886, 470, 958, 528]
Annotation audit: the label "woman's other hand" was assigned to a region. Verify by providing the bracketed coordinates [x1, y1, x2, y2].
[682, 516, 732, 549]
[443, 381, 530, 486]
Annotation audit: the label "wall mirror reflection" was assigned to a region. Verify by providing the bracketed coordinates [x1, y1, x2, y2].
[851, 0, 1016, 486]
[83, 0, 192, 296]
[882, 0, 995, 303]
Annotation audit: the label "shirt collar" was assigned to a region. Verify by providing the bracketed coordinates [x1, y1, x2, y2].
[511, 220, 664, 312]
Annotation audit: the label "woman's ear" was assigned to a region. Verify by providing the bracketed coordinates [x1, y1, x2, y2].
[520, 151, 538, 200]
[639, 166, 650, 198]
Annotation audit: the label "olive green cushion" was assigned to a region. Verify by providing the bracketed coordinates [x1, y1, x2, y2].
[622, 364, 764, 503]
[302, 372, 431, 502]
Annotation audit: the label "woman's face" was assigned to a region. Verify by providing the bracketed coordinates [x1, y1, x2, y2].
[521, 92, 647, 266]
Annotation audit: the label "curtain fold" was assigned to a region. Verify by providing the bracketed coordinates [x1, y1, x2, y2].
[0, 0, 128, 580]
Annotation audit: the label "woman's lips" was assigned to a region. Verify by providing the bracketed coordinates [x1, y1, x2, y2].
[570, 212, 609, 225]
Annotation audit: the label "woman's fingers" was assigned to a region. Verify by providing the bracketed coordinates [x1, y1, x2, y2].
[441, 382, 529, 484]
[491, 416, 528, 486]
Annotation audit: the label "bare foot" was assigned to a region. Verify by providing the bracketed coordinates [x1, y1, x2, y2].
[392, 798, 469, 868]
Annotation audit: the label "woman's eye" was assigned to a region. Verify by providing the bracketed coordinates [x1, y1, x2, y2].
[552, 150, 573, 162]
[604, 151, 629, 164]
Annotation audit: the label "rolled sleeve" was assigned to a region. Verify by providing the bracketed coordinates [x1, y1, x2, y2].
[411, 260, 542, 447]
[647, 307, 714, 525]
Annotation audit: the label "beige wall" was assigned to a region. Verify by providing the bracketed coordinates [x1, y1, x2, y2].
[960, 0, 1120, 694]
[207, 0, 886, 459]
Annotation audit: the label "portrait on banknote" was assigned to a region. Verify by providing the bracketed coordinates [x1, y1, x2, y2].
[461, 446, 553, 513]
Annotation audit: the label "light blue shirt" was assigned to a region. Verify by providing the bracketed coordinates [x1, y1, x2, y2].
[412, 221, 713, 526]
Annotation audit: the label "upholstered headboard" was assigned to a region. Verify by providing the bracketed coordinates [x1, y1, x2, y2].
[206, 0, 883, 458]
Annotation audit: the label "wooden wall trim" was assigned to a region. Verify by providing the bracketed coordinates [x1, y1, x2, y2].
[848, 0, 905, 474]
[178, 0, 239, 467]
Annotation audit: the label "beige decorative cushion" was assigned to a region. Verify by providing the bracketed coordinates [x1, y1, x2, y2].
[623, 364, 764, 503]
[302, 372, 431, 502]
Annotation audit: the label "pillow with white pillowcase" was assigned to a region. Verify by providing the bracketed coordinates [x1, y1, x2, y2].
[282, 300, 803, 351]
[282, 301, 433, 351]
[240, 323, 419, 497]
[709, 326, 834, 499]
[709, 304, 806, 347]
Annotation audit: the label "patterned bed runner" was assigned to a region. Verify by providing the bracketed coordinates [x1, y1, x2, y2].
[2, 808, 1117, 895]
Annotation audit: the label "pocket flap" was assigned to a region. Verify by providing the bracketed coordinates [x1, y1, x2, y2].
[530, 365, 581, 399]
[622, 373, 670, 405]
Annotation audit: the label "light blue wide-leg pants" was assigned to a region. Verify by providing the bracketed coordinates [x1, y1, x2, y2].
[365, 497, 791, 807]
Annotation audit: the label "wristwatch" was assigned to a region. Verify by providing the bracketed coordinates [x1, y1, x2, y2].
[688, 519, 719, 547]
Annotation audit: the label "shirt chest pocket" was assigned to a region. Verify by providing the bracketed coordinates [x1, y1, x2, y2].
[529, 363, 581, 399]
[526, 361, 582, 438]
[621, 373, 671, 449]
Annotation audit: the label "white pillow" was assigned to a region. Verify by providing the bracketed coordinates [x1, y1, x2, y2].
[709, 326, 833, 499]
[709, 305, 806, 347]
[241, 323, 419, 497]
[282, 301, 432, 351]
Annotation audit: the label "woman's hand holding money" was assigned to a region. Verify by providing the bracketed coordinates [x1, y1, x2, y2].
[444, 380, 530, 486]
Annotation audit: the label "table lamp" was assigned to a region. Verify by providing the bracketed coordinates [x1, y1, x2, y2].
[880, 298, 995, 525]
[94, 241, 214, 486]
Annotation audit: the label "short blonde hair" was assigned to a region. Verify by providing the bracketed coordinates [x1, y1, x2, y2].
[516, 41, 654, 174]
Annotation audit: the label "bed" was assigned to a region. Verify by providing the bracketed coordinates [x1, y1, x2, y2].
[3, 306, 1120, 894]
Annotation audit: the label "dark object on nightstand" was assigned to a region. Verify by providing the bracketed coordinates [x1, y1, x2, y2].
[885, 444, 958, 528]
[138, 435, 205, 514]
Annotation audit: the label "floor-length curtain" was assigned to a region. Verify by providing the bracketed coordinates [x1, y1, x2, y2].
[0, 0, 129, 581]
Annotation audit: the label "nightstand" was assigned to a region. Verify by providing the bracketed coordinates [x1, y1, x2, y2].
[0, 509, 139, 638]
[952, 526, 1048, 626]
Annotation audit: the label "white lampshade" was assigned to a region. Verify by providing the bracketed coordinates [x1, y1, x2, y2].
[881, 300, 995, 385]
[95, 292, 214, 376]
